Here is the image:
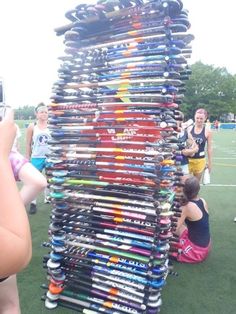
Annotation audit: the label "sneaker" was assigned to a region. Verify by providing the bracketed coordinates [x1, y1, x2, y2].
[234, 217, 236, 222]
[29, 203, 37, 214]
[44, 196, 51, 204]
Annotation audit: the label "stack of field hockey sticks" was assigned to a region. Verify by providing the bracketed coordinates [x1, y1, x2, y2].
[42, 0, 193, 312]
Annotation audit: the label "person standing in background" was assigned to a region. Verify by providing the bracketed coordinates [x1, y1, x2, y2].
[188, 108, 213, 182]
[205, 119, 211, 130]
[214, 119, 219, 131]
[26, 103, 50, 214]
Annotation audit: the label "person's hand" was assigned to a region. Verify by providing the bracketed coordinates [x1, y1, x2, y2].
[0, 109, 16, 158]
[206, 162, 212, 173]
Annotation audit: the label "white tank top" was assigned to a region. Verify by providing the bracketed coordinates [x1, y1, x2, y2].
[31, 124, 50, 158]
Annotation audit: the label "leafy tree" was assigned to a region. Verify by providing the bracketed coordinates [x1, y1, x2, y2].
[15, 105, 35, 120]
[183, 61, 236, 121]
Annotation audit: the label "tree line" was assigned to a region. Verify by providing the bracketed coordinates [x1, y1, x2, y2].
[14, 61, 236, 121]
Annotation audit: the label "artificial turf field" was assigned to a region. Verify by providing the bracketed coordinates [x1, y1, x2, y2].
[16, 127, 236, 314]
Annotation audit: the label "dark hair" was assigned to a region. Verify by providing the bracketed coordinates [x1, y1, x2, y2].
[183, 175, 200, 201]
[35, 102, 46, 113]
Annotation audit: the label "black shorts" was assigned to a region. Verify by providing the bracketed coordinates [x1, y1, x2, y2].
[0, 277, 8, 283]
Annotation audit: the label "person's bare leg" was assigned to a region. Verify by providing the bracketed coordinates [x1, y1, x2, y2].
[194, 171, 203, 182]
[0, 275, 20, 314]
[18, 163, 47, 206]
[174, 225, 187, 237]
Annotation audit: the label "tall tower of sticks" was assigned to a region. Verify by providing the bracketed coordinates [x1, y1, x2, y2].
[43, 0, 194, 312]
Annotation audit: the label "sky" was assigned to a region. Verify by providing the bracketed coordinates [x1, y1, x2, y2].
[0, 0, 236, 108]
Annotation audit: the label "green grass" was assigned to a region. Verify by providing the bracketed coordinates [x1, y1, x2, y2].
[16, 128, 236, 314]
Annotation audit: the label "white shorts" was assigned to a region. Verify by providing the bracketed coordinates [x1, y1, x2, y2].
[180, 164, 189, 175]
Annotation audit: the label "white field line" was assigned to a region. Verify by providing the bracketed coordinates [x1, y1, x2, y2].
[201, 184, 236, 187]
[213, 157, 236, 160]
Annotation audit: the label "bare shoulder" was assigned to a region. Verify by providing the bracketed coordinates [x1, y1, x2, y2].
[26, 123, 35, 136]
[205, 127, 212, 139]
[201, 198, 209, 213]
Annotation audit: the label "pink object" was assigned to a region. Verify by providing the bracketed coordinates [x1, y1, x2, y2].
[177, 229, 211, 263]
[9, 151, 28, 181]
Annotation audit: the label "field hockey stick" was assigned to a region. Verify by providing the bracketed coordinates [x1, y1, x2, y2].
[48, 132, 174, 144]
[51, 93, 181, 104]
[48, 102, 179, 111]
[46, 262, 164, 293]
[48, 177, 158, 196]
[45, 251, 150, 278]
[61, 37, 186, 57]
[49, 184, 173, 202]
[49, 107, 178, 116]
[56, 240, 149, 263]
[47, 260, 167, 291]
[58, 236, 169, 262]
[50, 202, 158, 220]
[57, 62, 186, 78]
[49, 107, 179, 118]
[50, 207, 173, 231]
[56, 0, 183, 34]
[53, 248, 169, 277]
[48, 117, 177, 129]
[47, 159, 157, 173]
[47, 153, 174, 168]
[47, 249, 169, 276]
[49, 112, 176, 123]
[51, 222, 156, 244]
[50, 203, 169, 225]
[50, 190, 160, 209]
[49, 109, 178, 121]
[58, 71, 180, 84]
[49, 144, 174, 157]
[50, 182, 177, 204]
[45, 254, 167, 286]
[49, 183, 157, 201]
[44, 291, 126, 314]
[51, 222, 157, 244]
[51, 213, 174, 235]
[49, 177, 179, 194]
[65, 24, 188, 49]
[55, 232, 168, 254]
[87, 13, 190, 36]
[51, 209, 170, 231]
[49, 169, 158, 182]
[51, 184, 178, 206]
[47, 162, 179, 178]
[46, 273, 146, 306]
[65, 31, 193, 52]
[44, 284, 146, 312]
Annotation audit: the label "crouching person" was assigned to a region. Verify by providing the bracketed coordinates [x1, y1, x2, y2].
[173, 175, 211, 263]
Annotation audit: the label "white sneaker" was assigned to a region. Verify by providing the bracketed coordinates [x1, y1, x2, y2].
[44, 197, 51, 204]
[234, 217, 236, 222]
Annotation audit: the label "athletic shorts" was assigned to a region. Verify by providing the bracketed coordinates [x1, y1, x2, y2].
[0, 277, 8, 283]
[31, 158, 47, 172]
[188, 158, 206, 175]
[177, 229, 211, 263]
[9, 151, 28, 181]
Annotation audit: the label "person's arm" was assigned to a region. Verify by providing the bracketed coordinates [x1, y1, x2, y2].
[206, 130, 213, 172]
[181, 141, 198, 157]
[175, 205, 188, 235]
[181, 131, 199, 157]
[0, 110, 32, 278]
[25, 123, 34, 160]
